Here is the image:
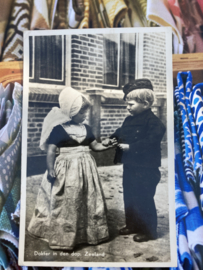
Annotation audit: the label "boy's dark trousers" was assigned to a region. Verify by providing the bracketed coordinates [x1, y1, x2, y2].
[123, 164, 161, 238]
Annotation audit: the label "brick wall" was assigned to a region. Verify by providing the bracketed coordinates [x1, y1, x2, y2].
[70, 33, 167, 93]
[28, 101, 58, 156]
[100, 105, 128, 137]
[142, 33, 166, 93]
[71, 34, 103, 91]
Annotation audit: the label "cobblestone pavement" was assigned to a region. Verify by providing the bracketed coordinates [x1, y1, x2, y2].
[24, 159, 171, 264]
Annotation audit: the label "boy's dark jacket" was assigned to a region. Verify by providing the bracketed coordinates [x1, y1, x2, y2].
[110, 108, 166, 168]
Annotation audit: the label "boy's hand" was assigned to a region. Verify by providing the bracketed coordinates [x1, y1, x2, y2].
[110, 138, 118, 146]
[118, 143, 129, 151]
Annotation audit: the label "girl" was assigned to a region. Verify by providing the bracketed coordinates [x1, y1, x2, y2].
[27, 87, 115, 251]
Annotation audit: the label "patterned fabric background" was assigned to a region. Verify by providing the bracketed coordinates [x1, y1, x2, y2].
[0, 0, 203, 269]
[1, 0, 32, 62]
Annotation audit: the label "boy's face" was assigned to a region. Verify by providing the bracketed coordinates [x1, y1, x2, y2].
[126, 99, 148, 116]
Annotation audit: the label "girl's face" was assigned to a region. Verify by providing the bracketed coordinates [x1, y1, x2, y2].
[72, 108, 88, 124]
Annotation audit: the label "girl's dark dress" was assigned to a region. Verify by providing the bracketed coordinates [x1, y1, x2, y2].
[28, 123, 109, 250]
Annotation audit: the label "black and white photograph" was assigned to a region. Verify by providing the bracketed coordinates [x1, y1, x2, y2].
[19, 27, 176, 267]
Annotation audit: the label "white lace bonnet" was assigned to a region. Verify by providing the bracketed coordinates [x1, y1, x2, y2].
[40, 87, 89, 150]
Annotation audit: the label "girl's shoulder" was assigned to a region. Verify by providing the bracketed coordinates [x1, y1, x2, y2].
[48, 124, 71, 146]
[52, 124, 65, 133]
[50, 124, 70, 139]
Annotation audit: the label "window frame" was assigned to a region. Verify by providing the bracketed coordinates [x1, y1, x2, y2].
[102, 33, 137, 90]
[102, 34, 120, 88]
[29, 35, 66, 85]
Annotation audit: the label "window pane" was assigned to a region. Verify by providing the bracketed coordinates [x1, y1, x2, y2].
[121, 33, 136, 86]
[103, 34, 118, 86]
[36, 35, 63, 81]
[29, 36, 33, 78]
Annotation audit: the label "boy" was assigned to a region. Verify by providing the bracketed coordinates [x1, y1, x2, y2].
[103, 79, 166, 242]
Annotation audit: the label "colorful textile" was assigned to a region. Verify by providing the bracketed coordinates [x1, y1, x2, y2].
[173, 72, 203, 269]
[11, 200, 20, 224]
[0, 0, 13, 59]
[90, 1, 100, 28]
[1, 0, 31, 62]
[30, 0, 50, 29]
[0, 97, 6, 129]
[175, 72, 203, 208]
[175, 168, 188, 224]
[168, 0, 194, 53]
[78, 0, 89, 28]
[147, 0, 183, 54]
[0, 171, 20, 245]
[184, 74, 203, 207]
[173, 105, 203, 270]
[0, 84, 13, 130]
[167, 0, 203, 53]
[28, 146, 109, 250]
[190, 83, 203, 158]
[175, 72, 196, 183]
[0, 83, 22, 156]
[167, 0, 184, 51]
[0, 83, 22, 214]
[30, 0, 58, 29]
[90, 0, 110, 28]
[129, 0, 149, 26]
[102, 0, 128, 27]
[90, 0, 128, 28]
[190, 82, 203, 208]
[197, 0, 203, 13]
[123, 0, 145, 27]
[47, 0, 59, 29]
[0, 167, 21, 270]
[68, 0, 83, 28]
[183, 72, 202, 174]
[178, 0, 203, 53]
[55, 0, 67, 29]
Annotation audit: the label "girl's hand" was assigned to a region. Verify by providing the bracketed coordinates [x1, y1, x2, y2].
[48, 169, 56, 178]
[90, 139, 117, 151]
[102, 138, 118, 146]
[47, 169, 56, 182]
[102, 138, 111, 146]
[118, 143, 129, 151]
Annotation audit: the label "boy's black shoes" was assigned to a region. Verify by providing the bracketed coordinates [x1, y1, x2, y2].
[119, 227, 139, 235]
[133, 233, 157, 242]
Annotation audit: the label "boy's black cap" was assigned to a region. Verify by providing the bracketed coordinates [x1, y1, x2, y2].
[123, 79, 153, 100]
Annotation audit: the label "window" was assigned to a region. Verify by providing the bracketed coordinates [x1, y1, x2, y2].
[120, 33, 136, 86]
[29, 35, 65, 85]
[103, 33, 136, 88]
[103, 34, 119, 86]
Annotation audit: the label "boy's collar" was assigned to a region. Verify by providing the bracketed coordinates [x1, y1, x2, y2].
[131, 108, 151, 117]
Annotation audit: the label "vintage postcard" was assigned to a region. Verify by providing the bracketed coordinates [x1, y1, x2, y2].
[19, 27, 176, 267]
